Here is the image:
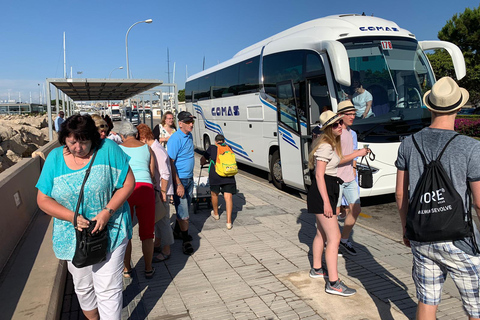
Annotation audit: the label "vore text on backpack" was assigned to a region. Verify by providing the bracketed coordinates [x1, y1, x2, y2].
[406, 134, 473, 242]
[214, 143, 238, 177]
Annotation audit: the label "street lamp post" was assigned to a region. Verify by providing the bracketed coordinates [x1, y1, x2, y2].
[125, 19, 152, 117]
[125, 19, 153, 79]
[109, 66, 124, 79]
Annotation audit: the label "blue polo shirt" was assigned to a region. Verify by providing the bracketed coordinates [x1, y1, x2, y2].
[167, 129, 194, 179]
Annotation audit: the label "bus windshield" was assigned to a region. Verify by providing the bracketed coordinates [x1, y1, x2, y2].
[335, 37, 435, 142]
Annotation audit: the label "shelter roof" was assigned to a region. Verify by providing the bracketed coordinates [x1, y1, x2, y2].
[47, 78, 163, 101]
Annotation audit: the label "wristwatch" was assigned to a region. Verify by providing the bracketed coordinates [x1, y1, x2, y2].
[103, 207, 115, 215]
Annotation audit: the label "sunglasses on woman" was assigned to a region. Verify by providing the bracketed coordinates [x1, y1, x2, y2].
[332, 119, 344, 129]
[97, 124, 108, 129]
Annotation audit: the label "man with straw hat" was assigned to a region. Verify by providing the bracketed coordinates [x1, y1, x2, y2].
[335, 100, 369, 255]
[395, 77, 480, 319]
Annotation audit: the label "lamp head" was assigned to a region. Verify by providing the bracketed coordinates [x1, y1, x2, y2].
[119, 66, 124, 69]
[145, 19, 153, 23]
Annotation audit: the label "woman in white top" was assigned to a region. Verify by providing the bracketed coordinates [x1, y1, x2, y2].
[158, 111, 176, 148]
[307, 110, 356, 297]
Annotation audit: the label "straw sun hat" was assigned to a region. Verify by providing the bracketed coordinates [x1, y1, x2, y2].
[423, 76, 469, 113]
[319, 110, 343, 130]
[337, 100, 356, 114]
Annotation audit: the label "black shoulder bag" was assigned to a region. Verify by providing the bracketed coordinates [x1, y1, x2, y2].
[72, 149, 109, 268]
[358, 150, 375, 189]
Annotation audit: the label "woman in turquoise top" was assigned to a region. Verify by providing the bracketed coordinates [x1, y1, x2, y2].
[36, 114, 135, 320]
[117, 121, 156, 280]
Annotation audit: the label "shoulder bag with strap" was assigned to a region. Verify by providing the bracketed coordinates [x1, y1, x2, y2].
[72, 149, 109, 268]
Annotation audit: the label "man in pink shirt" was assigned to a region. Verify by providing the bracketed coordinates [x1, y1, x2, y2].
[336, 101, 369, 255]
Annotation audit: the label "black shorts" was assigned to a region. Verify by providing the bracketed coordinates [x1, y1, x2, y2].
[307, 174, 343, 214]
[210, 183, 237, 195]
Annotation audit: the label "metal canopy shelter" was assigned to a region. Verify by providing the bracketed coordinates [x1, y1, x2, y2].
[47, 78, 163, 101]
[45, 78, 163, 140]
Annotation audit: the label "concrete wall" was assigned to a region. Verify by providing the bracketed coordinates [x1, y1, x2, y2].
[0, 140, 59, 273]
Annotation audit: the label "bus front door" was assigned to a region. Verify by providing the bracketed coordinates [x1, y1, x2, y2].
[275, 81, 305, 190]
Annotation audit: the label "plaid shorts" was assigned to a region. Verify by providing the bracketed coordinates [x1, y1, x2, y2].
[411, 240, 480, 318]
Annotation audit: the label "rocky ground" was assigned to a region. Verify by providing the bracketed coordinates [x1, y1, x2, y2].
[0, 114, 54, 173]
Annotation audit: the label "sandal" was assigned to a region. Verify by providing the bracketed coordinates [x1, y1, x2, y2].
[182, 242, 194, 255]
[145, 267, 156, 279]
[123, 270, 133, 279]
[152, 253, 171, 263]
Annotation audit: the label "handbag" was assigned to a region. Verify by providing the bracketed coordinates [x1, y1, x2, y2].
[71, 149, 109, 268]
[357, 155, 373, 189]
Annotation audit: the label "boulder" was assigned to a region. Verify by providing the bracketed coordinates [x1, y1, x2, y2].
[0, 114, 51, 173]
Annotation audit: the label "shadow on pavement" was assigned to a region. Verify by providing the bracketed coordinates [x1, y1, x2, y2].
[295, 210, 417, 320]
[123, 190, 246, 319]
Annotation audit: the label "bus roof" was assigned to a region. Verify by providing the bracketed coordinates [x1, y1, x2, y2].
[187, 14, 415, 82]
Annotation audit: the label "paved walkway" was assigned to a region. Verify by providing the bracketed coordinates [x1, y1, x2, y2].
[61, 161, 468, 320]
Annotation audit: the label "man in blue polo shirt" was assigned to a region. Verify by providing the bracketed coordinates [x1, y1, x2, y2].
[167, 111, 196, 255]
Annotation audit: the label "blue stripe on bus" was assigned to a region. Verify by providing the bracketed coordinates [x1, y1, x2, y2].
[260, 97, 307, 128]
[283, 137, 299, 150]
[193, 104, 252, 162]
[278, 127, 298, 149]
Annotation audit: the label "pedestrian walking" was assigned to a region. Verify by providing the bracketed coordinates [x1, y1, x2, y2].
[335, 100, 369, 255]
[54, 111, 65, 132]
[200, 134, 237, 230]
[307, 110, 356, 297]
[137, 124, 175, 262]
[167, 111, 196, 255]
[36, 114, 135, 320]
[395, 77, 480, 319]
[118, 122, 156, 280]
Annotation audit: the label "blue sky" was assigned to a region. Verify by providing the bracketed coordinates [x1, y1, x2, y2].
[0, 0, 477, 102]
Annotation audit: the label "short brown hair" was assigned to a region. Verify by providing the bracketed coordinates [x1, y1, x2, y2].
[136, 124, 154, 141]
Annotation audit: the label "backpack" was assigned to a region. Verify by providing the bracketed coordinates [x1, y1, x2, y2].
[213, 143, 238, 177]
[405, 134, 473, 242]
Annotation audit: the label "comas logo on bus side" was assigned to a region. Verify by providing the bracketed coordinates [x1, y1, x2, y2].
[211, 106, 240, 117]
[359, 26, 400, 32]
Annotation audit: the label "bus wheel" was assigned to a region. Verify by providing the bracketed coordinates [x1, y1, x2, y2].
[204, 135, 211, 150]
[270, 150, 284, 190]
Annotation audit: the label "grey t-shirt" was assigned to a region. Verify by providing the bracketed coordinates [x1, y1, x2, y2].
[395, 127, 480, 253]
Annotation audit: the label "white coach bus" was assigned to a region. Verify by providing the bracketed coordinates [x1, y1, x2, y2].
[185, 14, 465, 196]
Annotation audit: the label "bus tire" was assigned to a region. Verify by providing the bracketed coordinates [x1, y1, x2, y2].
[270, 150, 284, 190]
[204, 135, 211, 151]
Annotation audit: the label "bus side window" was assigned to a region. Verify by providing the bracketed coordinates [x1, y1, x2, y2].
[277, 81, 299, 132]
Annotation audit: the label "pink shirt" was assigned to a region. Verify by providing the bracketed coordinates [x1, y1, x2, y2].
[151, 140, 174, 195]
[337, 128, 355, 183]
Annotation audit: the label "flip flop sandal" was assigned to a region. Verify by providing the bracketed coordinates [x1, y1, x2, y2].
[145, 267, 156, 279]
[152, 253, 171, 263]
[123, 270, 133, 279]
[182, 242, 194, 255]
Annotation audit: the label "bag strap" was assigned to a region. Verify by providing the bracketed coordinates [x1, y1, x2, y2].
[437, 134, 460, 161]
[73, 149, 98, 229]
[359, 155, 371, 170]
[412, 133, 460, 166]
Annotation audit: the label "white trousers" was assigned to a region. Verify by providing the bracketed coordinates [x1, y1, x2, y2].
[67, 237, 128, 320]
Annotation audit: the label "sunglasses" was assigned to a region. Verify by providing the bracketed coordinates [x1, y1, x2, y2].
[183, 120, 195, 124]
[97, 124, 108, 129]
[332, 119, 344, 129]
